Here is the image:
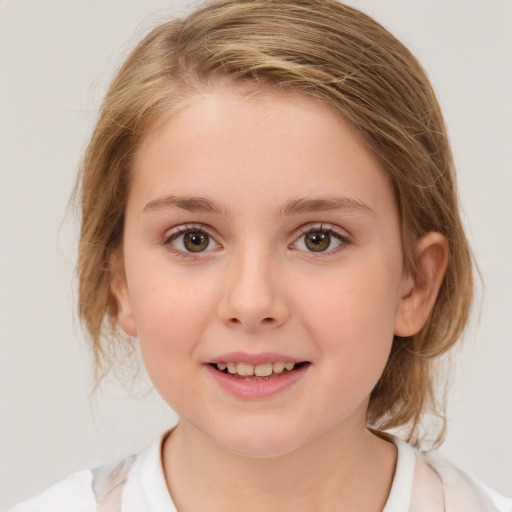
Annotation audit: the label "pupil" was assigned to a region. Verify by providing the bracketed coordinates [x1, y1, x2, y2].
[184, 232, 209, 252]
[305, 232, 330, 252]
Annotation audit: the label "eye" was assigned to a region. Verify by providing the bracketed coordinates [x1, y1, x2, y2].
[165, 226, 219, 254]
[292, 225, 349, 254]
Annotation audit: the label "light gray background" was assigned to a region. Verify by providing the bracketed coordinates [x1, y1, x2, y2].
[1, 0, 510, 508]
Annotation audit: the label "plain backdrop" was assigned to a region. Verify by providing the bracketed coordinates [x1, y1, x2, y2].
[0, 0, 511, 508]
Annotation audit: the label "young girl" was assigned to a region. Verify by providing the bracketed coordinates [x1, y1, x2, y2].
[9, 1, 511, 511]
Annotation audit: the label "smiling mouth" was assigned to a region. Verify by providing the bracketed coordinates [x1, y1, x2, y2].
[209, 361, 310, 380]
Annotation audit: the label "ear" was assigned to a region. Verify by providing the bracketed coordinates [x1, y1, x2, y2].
[394, 232, 449, 337]
[109, 252, 137, 337]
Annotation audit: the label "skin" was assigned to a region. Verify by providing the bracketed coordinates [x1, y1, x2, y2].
[111, 88, 448, 511]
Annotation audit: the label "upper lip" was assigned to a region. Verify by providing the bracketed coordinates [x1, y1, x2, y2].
[206, 352, 306, 365]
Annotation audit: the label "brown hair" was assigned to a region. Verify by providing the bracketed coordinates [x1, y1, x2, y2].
[76, 0, 473, 447]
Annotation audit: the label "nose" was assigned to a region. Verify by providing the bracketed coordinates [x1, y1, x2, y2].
[218, 249, 289, 332]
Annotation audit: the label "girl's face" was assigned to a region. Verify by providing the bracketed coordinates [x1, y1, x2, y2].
[113, 88, 412, 457]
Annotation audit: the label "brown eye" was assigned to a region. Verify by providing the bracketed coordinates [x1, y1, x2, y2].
[291, 226, 347, 254]
[304, 232, 331, 252]
[183, 231, 210, 252]
[167, 227, 218, 255]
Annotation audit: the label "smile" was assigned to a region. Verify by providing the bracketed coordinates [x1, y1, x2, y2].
[206, 358, 310, 398]
[212, 361, 304, 379]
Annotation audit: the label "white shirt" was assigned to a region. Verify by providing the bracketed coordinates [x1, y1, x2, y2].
[11, 432, 511, 512]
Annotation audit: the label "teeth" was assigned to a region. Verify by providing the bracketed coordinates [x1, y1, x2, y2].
[272, 362, 285, 374]
[254, 363, 273, 377]
[237, 362, 254, 376]
[215, 361, 298, 376]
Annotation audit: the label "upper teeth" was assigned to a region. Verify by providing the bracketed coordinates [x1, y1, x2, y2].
[216, 361, 296, 376]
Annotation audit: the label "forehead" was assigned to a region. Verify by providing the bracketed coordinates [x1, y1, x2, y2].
[129, 87, 395, 219]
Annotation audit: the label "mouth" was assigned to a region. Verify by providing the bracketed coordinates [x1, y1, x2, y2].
[209, 361, 310, 380]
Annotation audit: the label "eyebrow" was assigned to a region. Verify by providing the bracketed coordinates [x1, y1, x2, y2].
[143, 194, 373, 217]
[143, 195, 230, 216]
[276, 197, 374, 217]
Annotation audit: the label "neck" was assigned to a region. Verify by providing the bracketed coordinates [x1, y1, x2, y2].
[162, 420, 397, 512]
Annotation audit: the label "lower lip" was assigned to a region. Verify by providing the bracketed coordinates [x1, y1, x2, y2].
[205, 364, 310, 399]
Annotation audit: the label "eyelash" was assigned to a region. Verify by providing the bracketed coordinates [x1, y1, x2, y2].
[291, 224, 352, 256]
[162, 224, 220, 259]
[162, 223, 352, 258]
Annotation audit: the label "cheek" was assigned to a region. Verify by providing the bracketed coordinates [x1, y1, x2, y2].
[300, 260, 401, 335]
[296, 257, 401, 381]
[131, 262, 219, 333]
[129, 271, 220, 392]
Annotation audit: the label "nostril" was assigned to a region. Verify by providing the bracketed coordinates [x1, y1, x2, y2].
[224, 315, 283, 330]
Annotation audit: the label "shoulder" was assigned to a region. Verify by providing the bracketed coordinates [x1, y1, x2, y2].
[9, 469, 96, 512]
[8, 431, 173, 512]
[420, 450, 511, 512]
[388, 435, 511, 512]
[9, 454, 138, 512]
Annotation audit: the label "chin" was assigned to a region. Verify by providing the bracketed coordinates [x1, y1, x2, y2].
[206, 421, 309, 459]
